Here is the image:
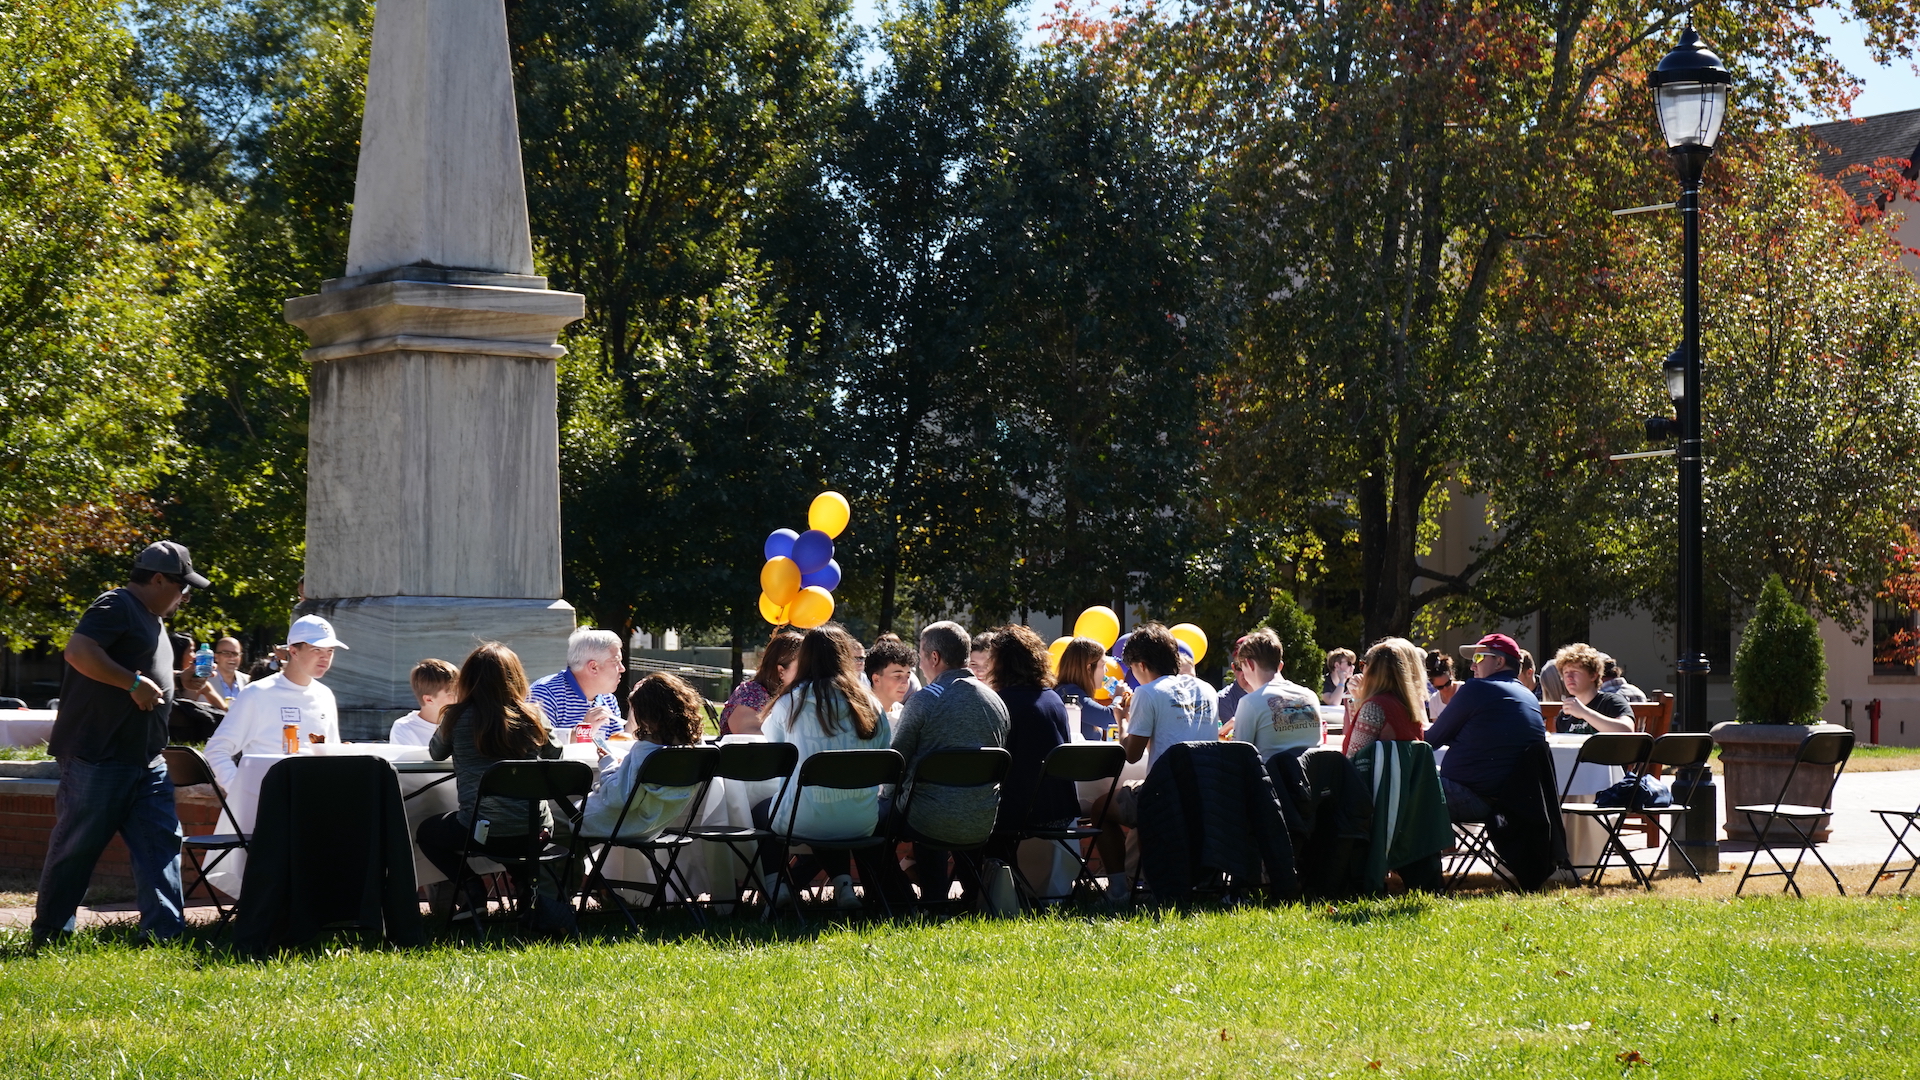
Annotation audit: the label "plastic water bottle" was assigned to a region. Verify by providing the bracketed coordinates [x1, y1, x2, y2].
[194, 643, 214, 679]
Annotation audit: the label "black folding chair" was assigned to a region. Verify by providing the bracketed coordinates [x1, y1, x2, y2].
[1629, 733, 1716, 883]
[890, 747, 1011, 912]
[578, 745, 721, 929]
[680, 741, 799, 912]
[443, 759, 594, 935]
[1558, 733, 1654, 889]
[1734, 729, 1854, 897]
[1002, 743, 1125, 907]
[771, 748, 904, 922]
[162, 745, 248, 931]
[1868, 796, 1920, 895]
[1443, 817, 1518, 893]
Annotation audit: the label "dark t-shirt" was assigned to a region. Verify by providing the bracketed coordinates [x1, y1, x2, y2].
[1559, 691, 1632, 735]
[48, 588, 174, 764]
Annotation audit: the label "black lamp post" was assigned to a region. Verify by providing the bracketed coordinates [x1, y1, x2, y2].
[1651, 24, 1730, 873]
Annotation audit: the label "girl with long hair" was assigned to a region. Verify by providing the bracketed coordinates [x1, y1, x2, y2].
[580, 673, 709, 840]
[988, 626, 1079, 833]
[1053, 637, 1116, 739]
[720, 627, 804, 736]
[417, 642, 564, 924]
[1343, 637, 1429, 758]
[753, 625, 891, 909]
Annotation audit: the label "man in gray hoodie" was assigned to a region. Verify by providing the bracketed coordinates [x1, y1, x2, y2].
[891, 621, 1009, 904]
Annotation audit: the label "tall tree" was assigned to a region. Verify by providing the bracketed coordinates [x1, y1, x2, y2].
[1090, 0, 1920, 640]
[510, 0, 852, 644]
[0, 0, 212, 644]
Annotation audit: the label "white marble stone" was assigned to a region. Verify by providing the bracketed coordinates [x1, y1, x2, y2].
[300, 595, 577, 713]
[284, 278, 584, 362]
[345, 0, 534, 277]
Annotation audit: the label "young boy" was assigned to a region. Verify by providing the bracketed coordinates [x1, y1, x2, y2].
[389, 658, 459, 745]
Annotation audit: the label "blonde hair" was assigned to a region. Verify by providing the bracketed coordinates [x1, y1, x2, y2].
[1358, 637, 1427, 723]
[1553, 642, 1605, 683]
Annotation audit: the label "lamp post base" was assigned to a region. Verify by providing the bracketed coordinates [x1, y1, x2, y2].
[1672, 763, 1721, 875]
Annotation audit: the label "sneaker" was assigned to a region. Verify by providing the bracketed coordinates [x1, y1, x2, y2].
[831, 873, 862, 911]
[760, 874, 795, 910]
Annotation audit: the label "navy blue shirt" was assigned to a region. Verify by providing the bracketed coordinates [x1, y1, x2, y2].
[1424, 668, 1545, 794]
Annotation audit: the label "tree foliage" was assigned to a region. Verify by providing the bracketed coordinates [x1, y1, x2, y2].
[0, 0, 214, 643]
[1732, 574, 1828, 724]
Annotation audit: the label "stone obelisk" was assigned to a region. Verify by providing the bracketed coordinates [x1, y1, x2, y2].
[285, 0, 585, 738]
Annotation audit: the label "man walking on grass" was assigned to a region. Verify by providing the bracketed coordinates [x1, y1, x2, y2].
[33, 542, 209, 946]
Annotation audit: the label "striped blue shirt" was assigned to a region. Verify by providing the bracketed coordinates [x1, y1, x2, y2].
[529, 667, 622, 738]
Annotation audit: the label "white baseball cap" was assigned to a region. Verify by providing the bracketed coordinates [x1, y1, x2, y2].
[288, 614, 349, 649]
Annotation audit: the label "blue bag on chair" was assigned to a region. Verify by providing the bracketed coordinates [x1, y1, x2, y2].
[1593, 774, 1672, 810]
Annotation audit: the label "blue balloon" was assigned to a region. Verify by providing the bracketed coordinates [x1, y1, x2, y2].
[764, 528, 798, 562]
[791, 529, 834, 574]
[800, 558, 841, 591]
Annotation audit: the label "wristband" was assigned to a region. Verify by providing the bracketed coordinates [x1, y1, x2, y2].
[129, 672, 142, 692]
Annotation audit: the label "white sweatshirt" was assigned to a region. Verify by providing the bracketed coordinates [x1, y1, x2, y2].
[203, 672, 341, 789]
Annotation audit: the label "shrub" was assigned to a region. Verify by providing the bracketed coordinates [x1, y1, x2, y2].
[1261, 590, 1326, 688]
[1731, 574, 1828, 724]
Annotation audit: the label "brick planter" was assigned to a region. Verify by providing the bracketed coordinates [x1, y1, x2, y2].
[1711, 722, 1850, 843]
[0, 771, 229, 901]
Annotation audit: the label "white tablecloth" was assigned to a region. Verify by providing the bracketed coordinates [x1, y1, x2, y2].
[0, 711, 56, 748]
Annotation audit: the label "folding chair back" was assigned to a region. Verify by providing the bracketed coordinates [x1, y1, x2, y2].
[1647, 733, 1714, 770]
[470, 759, 595, 849]
[636, 744, 722, 788]
[1560, 732, 1652, 803]
[1764, 729, 1854, 810]
[796, 747, 904, 791]
[910, 746, 1011, 789]
[1040, 742, 1126, 784]
[162, 744, 248, 928]
[163, 744, 244, 832]
[718, 739, 800, 784]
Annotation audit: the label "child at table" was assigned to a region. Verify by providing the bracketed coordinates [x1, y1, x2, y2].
[580, 673, 706, 840]
[389, 658, 458, 745]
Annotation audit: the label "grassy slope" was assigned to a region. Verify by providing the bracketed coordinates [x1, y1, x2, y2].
[1, 895, 1916, 1078]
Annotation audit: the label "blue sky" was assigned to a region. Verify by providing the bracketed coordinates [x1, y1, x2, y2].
[844, 1, 1915, 123]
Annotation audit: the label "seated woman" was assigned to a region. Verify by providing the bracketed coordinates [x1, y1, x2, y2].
[1424, 649, 1459, 719]
[415, 641, 566, 926]
[1052, 637, 1116, 740]
[985, 625, 1079, 849]
[719, 627, 803, 736]
[580, 673, 707, 840]
[1553, 643, 1635, 734]
[754, 625, 892, 909]
[1343, 637, 1428, 758]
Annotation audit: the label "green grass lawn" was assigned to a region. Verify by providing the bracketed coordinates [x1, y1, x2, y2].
[2, 894, 1916, 1078]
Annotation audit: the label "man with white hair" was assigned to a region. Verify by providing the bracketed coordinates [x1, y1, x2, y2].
[529, 627, 626, 740]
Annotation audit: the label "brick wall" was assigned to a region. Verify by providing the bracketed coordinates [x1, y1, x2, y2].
[0, 782, 226, 899]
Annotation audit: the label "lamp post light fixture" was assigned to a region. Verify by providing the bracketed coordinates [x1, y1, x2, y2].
[1652, 24, 1730, 874]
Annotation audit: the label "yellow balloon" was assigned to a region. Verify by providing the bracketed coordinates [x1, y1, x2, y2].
[789, 585, 836, 630]
[808, 491, 851, 539]
[1047, 636, 1072, 672]
[1073, 606, 1121, 650]
[1170, 622, 1208, 665]
[758, 592, 791, 625]
[760, 557, 801, 606]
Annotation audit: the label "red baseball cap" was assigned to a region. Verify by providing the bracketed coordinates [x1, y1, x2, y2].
[1459, 633, 1521, 662]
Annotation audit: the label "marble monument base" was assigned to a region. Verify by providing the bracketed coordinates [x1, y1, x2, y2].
[296, 594, 576, 740]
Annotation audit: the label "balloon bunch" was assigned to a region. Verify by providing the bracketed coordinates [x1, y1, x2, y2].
[759, 492, 850, 629]
[1046, 606, 1129, 704]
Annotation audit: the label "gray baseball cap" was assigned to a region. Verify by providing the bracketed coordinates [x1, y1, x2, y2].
[133, 541, 210, 589]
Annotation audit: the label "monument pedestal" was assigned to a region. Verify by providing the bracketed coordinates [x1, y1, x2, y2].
[296, 595, 578, 739]
[284, 0, 588, 736]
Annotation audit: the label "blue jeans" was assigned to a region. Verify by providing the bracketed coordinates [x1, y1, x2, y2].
[1441, 777, 1495, 824]
[34, 756, 184, 940]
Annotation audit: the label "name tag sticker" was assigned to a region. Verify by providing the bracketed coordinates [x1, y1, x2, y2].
[280, 707, 302, 726]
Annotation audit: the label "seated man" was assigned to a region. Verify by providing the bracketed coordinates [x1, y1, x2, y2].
[891, 621, 1009, 904]
[864, 636, 917, 721]
[389, 658, 459, 745]
[1092, 623, 1219, 903]
[529, 628, 625, 741]
[1424, 633, 1546, 822]
[203, 615, 347, 790]
[1553, 643, 1634, 734]
[1227, 628, 1323, 758]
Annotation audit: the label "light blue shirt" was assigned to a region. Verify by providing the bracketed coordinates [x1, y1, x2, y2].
[763, 687, 892, 839]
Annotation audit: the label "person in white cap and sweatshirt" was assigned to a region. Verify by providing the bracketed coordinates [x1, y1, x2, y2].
[203, 614, 346, 790]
